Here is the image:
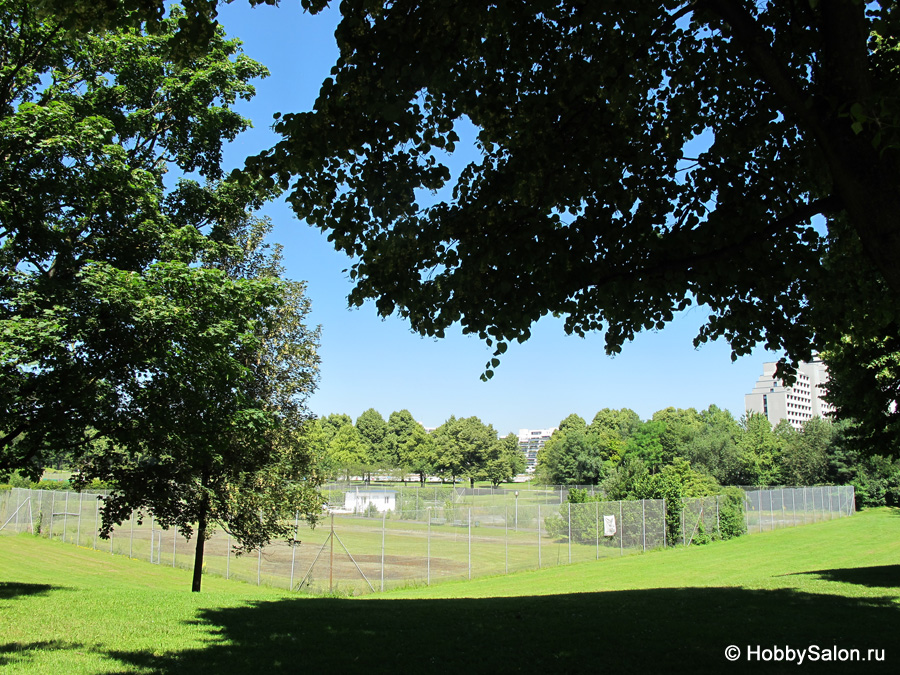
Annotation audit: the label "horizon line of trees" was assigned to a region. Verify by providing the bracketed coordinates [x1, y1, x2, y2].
[536, 406, 900, 510]
[311, 409, 524, 488]
[307, 404, 899, 510]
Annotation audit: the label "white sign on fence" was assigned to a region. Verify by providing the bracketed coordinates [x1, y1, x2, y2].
[603, 515, 617, 536]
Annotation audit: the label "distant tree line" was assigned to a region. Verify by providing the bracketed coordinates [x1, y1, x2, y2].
[536, 407, 900, 509]
[310, 410, 524, 487]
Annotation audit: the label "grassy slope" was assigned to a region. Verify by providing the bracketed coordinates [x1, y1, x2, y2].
[1, 509, 898, 674]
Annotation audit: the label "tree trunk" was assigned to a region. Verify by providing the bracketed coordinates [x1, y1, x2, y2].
[191, 477, 210, 593]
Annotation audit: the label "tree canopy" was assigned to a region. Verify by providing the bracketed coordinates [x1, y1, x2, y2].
[236, 0, 900, 420]
[0, 1, 271, 479]
[38, 2, 900, 452]
[0, 1, 324, 591]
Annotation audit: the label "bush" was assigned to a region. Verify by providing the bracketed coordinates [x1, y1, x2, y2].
[717, 487, 747, 539]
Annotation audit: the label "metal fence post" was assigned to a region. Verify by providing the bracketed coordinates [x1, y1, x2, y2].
[49, 491, 55, 540]
[467, 508, 472, 580]
[716, 497, 720, 538]
[381, 510, 386, 592]
[538, 504, 542, 568]
[257, 547, 262, 586]
[94, 497, 99, 550]
[619, 501, 624, 556]
[744, 493, 750, 533]
[63, 492, 69, 543]
[595, 501, 600, 559]
[76, 492, 82, 546]
[769, 491, 775, 531]
[129, 509, 134, 558]
[290, 511, 299, 590]
[505, 505, 509, 574]
[641, 499, 646, 552]
[820, 486, 826, 522]
[567, 503, 572, 564]
[427, 507, 432, 585]
[662, 499, 666, 548]
[780, 488, 785, 527]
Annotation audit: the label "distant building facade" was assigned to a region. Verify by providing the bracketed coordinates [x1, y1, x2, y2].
[517, 428, 557, 473]
[745, 358, 833, 430]
[342, 488, 397, 513]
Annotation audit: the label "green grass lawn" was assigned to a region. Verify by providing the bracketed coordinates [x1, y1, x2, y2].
[1, 508, 898, 673]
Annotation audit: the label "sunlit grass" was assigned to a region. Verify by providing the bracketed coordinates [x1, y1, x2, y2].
[1, 508, 898, 673]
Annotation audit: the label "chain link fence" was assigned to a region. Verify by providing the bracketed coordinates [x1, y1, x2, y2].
[743, 485, 855, 532]
[0, 484, 854, 595]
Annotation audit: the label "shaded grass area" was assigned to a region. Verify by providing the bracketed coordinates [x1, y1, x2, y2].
[1, 509, 898, 673]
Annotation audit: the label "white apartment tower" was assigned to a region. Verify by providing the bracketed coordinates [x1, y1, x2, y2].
[745, 358, 833, 430]
[517, 428, 557, 474]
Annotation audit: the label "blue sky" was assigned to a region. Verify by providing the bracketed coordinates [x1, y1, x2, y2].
[216, 1, 780, 436]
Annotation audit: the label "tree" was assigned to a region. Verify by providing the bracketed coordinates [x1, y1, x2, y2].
[682, 405, 745, 485]
[74, 215, 324, 592]
[0, 1, 268, 479]
[821, 332, 900, 458]
[479, 433, 526, 487]
[738, 413, 785, 486]
[588, 409, 642, 441]
[355, 408, 388, 480]
[397, 422, 435, 485]
[651, 407, 704, 463]
[0, 2, 325, 592]
[535, 428, 579, 486]
[600, 454, 652, 502]
[382, 409, 432, 481]
[623, 421, 667, 474]
[431, 415, 496, 486]
[317, 413, 368, 479]
[779, 416, 833, 485]
[536, 413, 616, 485]
[232, 0, 900, 442]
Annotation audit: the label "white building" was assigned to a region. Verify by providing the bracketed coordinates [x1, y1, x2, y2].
[342, 489, 397, 513]
[517, 428, 557, 473]
[745, 358, 833, 430]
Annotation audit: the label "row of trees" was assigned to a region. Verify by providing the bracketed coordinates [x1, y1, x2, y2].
[311, 410, 524, 487]
[537, 407, 900, 508]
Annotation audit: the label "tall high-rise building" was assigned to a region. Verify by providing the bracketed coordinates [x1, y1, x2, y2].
[517, 428, 557, 473]
[745, 358, 833, 430]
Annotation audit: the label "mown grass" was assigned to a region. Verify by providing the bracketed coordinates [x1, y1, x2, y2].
[1, 509, 898, 673]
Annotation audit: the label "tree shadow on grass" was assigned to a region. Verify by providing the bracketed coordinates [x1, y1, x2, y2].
[0, 582, 62, 600]
[0, 641, 85, 668]
[795, 565, 900, 589]
[103, 586, 898, 674]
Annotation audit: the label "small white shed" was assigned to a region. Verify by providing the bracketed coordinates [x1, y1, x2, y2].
[343, 489, 397, 513]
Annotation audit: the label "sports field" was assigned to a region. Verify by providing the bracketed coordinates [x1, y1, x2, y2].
[1, 507, 897, 673]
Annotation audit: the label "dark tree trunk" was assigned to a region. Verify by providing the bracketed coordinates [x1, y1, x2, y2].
[191, 476, 210, 593]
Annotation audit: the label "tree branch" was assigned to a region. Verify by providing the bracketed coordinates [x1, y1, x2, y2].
[588, 195, 840, 288]
[698, 0, 824, 139]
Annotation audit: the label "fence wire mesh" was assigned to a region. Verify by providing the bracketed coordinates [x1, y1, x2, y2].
[0, 484, 854, 595]
[743, 486, 854, 532]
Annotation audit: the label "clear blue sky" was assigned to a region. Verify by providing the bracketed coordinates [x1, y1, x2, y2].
[216, 2, 780, 436]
